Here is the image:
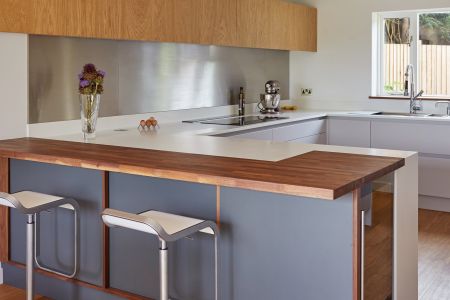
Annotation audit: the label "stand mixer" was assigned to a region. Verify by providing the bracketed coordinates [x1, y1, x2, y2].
[258, 80, 281, 114]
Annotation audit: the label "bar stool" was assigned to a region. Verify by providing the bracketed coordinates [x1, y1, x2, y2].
[102, 208, 218, 300]
[0, 191, 80, 300]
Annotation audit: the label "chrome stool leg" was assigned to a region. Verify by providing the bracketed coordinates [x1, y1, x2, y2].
[26, 214, 35, 300]
[214, 234, 219, 300]
[159, 239, 169, 300]
[33, 205, 80, 278]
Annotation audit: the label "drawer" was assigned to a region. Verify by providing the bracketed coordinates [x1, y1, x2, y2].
[327, 118, 371, 147]
[287, 133, 327, 145]
[273, 119, 326, 142]
[419, 156, 450, 198]
[371, 120, 450, 155]
[231, 128, 273, 141]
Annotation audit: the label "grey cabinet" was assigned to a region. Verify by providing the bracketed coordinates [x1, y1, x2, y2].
[272, 119, 326, 142]
[327, 118, 371, 147]
[225, 118, 327, 144]
[371, 119, 450, 207]
[419, 157, 450, 199]
[288, 133, 327, 145]
[371, 120, 450, 155]
[231, 128, 273, 140]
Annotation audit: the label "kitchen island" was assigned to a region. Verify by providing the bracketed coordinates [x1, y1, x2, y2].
[0, 134, 417, 300]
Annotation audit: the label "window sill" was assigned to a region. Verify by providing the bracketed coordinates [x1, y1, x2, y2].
[369, 96, 450, 101]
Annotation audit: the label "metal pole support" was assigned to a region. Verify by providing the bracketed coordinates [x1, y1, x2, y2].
[159, 239, 169, 300]
[26, 214, 35, 300]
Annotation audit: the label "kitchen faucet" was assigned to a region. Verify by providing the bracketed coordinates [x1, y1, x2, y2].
[404, 64, 424, 114]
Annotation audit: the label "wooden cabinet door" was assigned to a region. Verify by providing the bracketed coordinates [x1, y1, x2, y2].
[237, 0, 316, 51]
[29, 0, 121, 39]
[0, 0, 315, 51]
[120, 0, 236, 46]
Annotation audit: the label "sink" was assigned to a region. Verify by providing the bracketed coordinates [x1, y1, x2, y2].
[371, 112, 431, 117]
[428, 114, 450, 118]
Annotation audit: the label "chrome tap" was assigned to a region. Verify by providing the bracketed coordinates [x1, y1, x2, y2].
[238, 87, 246, 116]
[404, 64, 424, 114]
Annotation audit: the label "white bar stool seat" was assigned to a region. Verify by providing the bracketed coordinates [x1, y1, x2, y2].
[0, 191, 80, 300]
[102, 208, 218, 300]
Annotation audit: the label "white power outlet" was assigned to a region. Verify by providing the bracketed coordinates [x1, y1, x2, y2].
[301, 88, 312, 96]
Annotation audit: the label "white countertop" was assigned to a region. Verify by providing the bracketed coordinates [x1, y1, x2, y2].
[51, 110, 417, 161]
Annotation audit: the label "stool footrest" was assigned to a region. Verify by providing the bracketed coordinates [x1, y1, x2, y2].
[33, 208, 80, 279]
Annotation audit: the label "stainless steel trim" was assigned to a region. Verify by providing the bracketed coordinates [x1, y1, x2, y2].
[26, 214, 35, 300]
[34, 205, 79, 279]
[29, 36, 289, 124]
[361, 210, 365, 300]
[159, 239, 169, 300]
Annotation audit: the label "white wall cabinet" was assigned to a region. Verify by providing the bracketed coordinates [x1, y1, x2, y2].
[327, 118, 371, 147]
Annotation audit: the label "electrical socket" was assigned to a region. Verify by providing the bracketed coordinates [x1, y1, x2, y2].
[301, 88, 312, 96]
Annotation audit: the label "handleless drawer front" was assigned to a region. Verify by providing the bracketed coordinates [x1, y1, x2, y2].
[419, 156, 450, 198]
[232, 128, 273, 141]
[371, 120, 450, 155]
[288, 133, 327, 145]
[327, 118, 371, 147]
[272, 119, 326, 142]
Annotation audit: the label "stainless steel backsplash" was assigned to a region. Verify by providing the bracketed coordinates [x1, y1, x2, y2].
[28, 36, 289, 123]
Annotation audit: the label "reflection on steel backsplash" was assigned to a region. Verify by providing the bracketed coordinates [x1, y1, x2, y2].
[28, 35, 289, 123]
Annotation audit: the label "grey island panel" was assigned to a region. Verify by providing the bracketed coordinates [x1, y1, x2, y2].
[108, 173, 217, 300]
[3, 264, 123, 300]
[9, 159, 104, 286]
[219, 187, 354, 300]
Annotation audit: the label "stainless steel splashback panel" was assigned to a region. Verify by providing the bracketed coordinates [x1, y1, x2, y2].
[29, 36, 289, 123]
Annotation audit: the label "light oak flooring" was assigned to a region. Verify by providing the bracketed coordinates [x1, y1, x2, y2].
[0, 284, 49, 300]
[419, 208, 450, 300]
[366, 192, 450, 300]
[365, 192, 393, 300]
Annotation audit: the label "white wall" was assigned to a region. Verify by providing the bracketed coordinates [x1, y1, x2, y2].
[290, 0, 450, 112]
[0, 33, 28, 139]
[0, 32, 28, 284]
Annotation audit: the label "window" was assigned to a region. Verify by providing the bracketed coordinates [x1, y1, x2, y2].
[373, 9, 450, 97]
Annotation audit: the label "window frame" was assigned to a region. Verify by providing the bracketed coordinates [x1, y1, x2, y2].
[372, 8, 450, 98]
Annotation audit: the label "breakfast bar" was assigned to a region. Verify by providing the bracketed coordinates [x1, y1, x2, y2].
[0, 137, 417, 300]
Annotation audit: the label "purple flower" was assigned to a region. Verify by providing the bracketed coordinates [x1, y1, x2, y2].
[98, 70, 106, 77]
[80, 80, 90, 88]
[83, 63, 96, 73]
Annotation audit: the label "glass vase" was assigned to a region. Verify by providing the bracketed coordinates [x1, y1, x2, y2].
[79, 94, 100, 140]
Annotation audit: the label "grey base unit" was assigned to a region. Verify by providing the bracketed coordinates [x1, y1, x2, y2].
[9, 159, 104, 286]
[220, 118, 327, 144]
[4, 161, 358, 300]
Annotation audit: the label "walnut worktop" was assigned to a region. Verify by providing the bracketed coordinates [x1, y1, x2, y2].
[0, 138, 404, 200]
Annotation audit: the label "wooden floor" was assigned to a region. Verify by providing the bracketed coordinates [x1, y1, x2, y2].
[0, 284, 49, 299]
[419, 208, 450, 300]
[364, 191, 393, 300]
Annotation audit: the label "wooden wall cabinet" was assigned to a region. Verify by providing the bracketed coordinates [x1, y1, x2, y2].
[0, 0, 316, 51]
[236, 0, 317, 51]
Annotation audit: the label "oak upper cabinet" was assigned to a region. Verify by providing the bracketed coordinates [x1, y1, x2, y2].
[119, 0, 237, 46]
[0, 0, 316, 51]
[236, 0, 317, 51]
[0, 0, 122, 40]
